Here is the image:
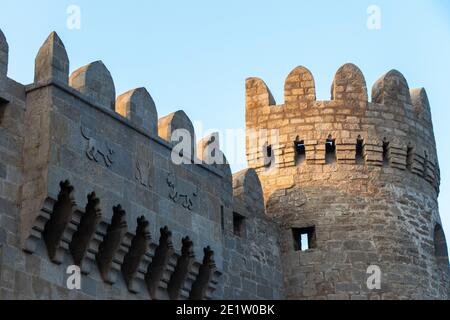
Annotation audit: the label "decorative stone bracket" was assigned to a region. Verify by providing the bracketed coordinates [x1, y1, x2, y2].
[23, 180, 221, 300]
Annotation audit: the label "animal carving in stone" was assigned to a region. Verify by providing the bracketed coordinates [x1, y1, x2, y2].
[81, 125, 115, 167]
[167, 173, 199, 211]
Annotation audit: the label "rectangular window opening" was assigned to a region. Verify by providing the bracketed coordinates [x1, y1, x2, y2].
[325, 138, 336, 164]
[294, 140, 306, 165]
[0, 99, 7, 125]
[264, 144, 274, 169]
[233, 212, 245, 237]
[292, 227, 316, 251]
[356, 138, 365, 164]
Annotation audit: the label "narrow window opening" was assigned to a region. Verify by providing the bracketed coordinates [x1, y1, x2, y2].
[292, 227, 316, 251]
[294, 138, 306, 165]
[263, 143, 274, 168]
[233, 212, 245, 237]
[406, 145, 414, 171]
[356, 136, 365, 164]
[0, 99, 7, 126]
[325, 135, 336, 164]
[434, 224, 449, 266]
[266, 145, 272, 158]
[220, 205, 225, 232]
[382, 139, 390, 166]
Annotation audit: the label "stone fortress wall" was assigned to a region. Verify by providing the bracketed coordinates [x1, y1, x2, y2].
[0, 25, 448, 300]
[245, 64, 449, 299]
[0, 29, 282, 300]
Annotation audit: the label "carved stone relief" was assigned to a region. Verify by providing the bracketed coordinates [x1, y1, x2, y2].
[135, 160, 152, 189]
[167, 173, 199, 211]
[81, 125, 115, 167]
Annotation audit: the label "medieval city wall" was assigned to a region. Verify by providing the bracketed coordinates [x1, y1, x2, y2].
[0, 29, 282, 300]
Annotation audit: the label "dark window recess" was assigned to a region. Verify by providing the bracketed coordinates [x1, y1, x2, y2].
[382, 139, 390, 166]
[434, 224, 449, 266]
[292, 227, 316, 251]
[0, 100, 7, 126]
[233, 212, 245, 237]
[325, 136, 336, 164]
[264, 144, 274, 168]
[356, 136, 365, 164]
[220, 205, 225, 232]
[406, 145, 414, 171]
[266, 145, 272, 158]
[294, 138, 306, 164]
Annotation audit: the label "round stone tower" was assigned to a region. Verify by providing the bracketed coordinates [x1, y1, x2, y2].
[245, 63, 449, 299]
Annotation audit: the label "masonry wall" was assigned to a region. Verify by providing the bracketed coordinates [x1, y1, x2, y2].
[246, 64, 449, 299]
[0, 29, 282, 300]
[0, 57, 28, 299]
[1, 25, 448, 301]
[220, 169, 283, 299]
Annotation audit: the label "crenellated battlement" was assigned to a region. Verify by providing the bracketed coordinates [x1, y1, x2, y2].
[245, 63, 440, 194]
[247, 64, 448, 300]
[1, 30, 230, 176]
[0, 28, 285, 300]
[0, 26, 447, 300]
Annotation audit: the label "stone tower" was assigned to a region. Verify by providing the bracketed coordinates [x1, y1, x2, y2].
[245, 64, 449, 299]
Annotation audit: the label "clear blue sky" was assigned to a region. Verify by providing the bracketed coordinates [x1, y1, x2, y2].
[1, 0, 449, 244]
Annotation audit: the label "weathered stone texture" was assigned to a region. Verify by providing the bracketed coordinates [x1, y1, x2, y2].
[69, 61, 116, 111]
[284, 66, 316, 103]
[0, 30, 281, 300]
[34, 32, 69, 84]
[116, 88, 158, 136]
[0, 28, 448, 301]
[246, 64, 449, 300]
[331, 63, 368, 103]
[0, 30, 8, 79]
[220, 169, 282, 299]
